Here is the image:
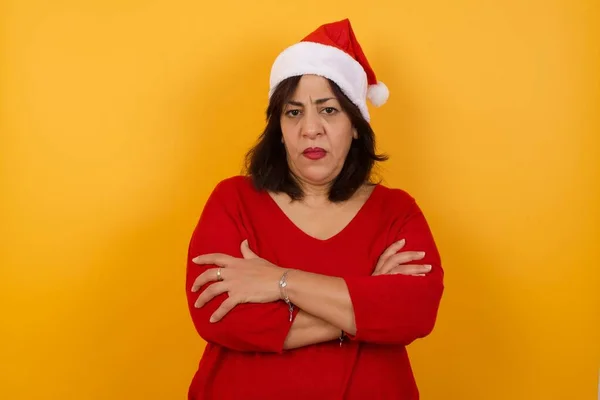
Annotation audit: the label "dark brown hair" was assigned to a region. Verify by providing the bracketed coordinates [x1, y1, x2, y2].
[244, 75, 388, 202]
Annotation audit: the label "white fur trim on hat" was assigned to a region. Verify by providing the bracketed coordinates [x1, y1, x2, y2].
[269, 41, 371, 121]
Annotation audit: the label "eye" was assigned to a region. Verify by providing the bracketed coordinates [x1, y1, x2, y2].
[322, 107, 338, 115]
[285, 109, 301, 117]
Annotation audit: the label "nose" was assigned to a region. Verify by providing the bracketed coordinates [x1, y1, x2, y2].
[301, 109, 324, 139]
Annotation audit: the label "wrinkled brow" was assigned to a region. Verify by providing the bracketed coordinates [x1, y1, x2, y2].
[286, 97, 336, 107]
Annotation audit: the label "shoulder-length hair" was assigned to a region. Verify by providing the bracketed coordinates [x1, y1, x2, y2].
[244, 75, 388, 202]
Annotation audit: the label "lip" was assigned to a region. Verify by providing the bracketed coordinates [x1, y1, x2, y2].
[302, 147, 327, 160]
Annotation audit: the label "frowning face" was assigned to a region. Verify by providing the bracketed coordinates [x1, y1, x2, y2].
[280, 74, 357, 188]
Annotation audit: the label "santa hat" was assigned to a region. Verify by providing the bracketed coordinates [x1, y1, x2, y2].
[269, 18, 389, 122]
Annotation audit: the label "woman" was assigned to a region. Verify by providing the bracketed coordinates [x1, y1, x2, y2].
[185, 19, 444, 400]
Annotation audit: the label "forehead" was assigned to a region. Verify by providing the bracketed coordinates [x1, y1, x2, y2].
[291, 75, 335, 99]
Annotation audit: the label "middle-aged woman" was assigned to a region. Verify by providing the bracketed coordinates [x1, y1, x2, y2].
[185, 18, 444, 400]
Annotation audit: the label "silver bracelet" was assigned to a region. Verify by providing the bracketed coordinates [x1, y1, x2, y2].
[279, 270, 294, 322]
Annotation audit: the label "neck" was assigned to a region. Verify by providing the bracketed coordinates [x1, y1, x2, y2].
[296, 179, 332, 207]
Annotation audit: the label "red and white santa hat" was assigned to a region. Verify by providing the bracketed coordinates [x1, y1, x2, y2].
[269, 18, 389, 122]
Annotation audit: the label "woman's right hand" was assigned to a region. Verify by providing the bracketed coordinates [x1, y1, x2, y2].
[372, 239, 431, 277]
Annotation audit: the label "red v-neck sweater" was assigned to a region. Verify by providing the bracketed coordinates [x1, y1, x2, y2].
[185, 176, 444, 400]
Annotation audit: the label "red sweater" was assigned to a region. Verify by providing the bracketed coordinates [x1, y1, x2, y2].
[185, 176, 444, 400]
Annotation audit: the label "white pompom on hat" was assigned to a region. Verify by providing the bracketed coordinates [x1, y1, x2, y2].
[269, 18, 389, 122]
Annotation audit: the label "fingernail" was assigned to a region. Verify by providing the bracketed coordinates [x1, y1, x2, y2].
[191, 287, 197, 293]
[209, 316, 216, 323]
[425, 264, 432, 271]
[194, 303, 200, 308]
[397, 239, 405, 245]
[419, 252, 426, 257]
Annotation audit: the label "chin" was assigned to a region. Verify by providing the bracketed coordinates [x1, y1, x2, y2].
[297, 167, 338, 185]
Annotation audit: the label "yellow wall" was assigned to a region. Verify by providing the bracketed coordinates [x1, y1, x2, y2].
[1, 1, 598, 399]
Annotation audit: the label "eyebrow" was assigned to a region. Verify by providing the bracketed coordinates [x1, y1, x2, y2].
[287, 97, 336, 107]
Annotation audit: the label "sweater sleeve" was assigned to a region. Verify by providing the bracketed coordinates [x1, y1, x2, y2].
[343, 195, 444, 345]
[185, 179, 298, 353]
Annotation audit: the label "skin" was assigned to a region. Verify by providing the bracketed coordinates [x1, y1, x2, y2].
[280, 74, 357, 192]
[191, 75, 430, 349]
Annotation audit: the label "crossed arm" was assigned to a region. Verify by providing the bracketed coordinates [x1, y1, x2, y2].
[185, 185, 444, 353]
[283, 310, 341, 350]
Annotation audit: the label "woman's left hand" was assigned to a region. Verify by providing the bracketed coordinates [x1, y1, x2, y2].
[191, 240, 284, 322]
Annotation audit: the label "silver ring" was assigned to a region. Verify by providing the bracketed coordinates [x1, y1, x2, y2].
[216, 267, 223, 281]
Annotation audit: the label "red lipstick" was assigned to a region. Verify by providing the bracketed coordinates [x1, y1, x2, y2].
[302, 147, 327, 160]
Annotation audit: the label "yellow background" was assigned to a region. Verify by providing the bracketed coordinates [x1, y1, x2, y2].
[1, 1, 598, 399]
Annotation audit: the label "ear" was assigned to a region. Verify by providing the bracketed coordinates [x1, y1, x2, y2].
[352, 128, 358, 139]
